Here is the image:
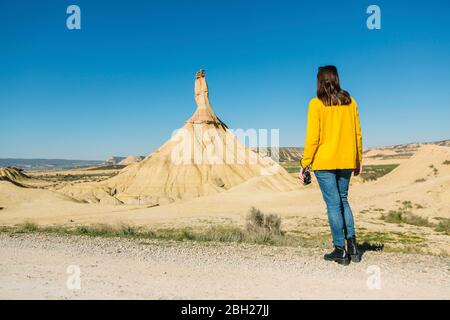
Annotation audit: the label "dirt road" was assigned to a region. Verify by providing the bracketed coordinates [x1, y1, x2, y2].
[0, 233, 448, 299]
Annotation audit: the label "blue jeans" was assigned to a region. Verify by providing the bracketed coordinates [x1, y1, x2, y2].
[314, 169, 355, 247]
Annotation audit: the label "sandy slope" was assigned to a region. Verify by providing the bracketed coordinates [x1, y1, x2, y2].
[375, 144, 450, 185]
[0, 145, 449, 300]
[0, 145, 448, 224]
[118, 155, 143, 165]
[0, 167, 45, 188]
[0, 233, 448, 299]
[0, 167, 31, 182]
[0, 181, 135, 223]
[102, 71, 299, 205]
[0, 145, 449, 254]
[0, 181, 76, 208]
[363, 145, 450, 217]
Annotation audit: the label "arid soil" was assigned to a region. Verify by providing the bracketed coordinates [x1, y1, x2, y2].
[1, 144, 449, 299]
[0, 233, 448, 299]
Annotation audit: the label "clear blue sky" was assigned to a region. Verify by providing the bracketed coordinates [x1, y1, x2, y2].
[1, 0, 449, 160]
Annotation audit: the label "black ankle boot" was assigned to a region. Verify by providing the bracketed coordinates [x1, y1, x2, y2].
[347, 236, 361, 263]
[324, 246, 350, 265]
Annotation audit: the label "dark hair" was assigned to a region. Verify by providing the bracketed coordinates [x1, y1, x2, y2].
[317, 66, 352, 106]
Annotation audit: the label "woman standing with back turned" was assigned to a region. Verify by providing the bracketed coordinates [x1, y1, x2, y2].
[299, 66, 363, 265]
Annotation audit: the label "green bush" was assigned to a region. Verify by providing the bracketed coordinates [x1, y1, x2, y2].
[17, 221, 39, 232]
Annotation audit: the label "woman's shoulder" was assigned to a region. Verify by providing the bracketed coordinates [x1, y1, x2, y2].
[309, 97, 323, 107]
[309, 96, 357, 107]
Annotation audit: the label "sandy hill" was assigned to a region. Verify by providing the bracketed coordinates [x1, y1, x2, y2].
[353, 144, 450, 218]
[0, 179, 134, 225]
[104, 70, 298, 205]
[0, 167, 33, 187]
[106, 156, 126, 165]
[363, 145, 418, 165]
[0, 168, 83, 210]
[362, 139, 450, 165]
[430, 139, 450, 147]
[0, 145, 448, 254]
[252, 147, 303, 163]
[375, 145, 450, 186]
[56, 183, 123, 205]
[118, 155, 144, 166]
[253, 140, 450, 165]
[0, 181, 77, 209]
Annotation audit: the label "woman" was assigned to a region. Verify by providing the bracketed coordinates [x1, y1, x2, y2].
[299, 66, 363, 265]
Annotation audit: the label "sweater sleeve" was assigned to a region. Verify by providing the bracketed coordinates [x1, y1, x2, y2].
[354, 100, 363, 163]
[301, 99, 320, 168]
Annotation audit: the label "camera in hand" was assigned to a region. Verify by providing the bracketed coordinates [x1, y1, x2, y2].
[302, 170, 311, 185]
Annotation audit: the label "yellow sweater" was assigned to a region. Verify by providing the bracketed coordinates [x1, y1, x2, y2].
[301, 97, 363, 170]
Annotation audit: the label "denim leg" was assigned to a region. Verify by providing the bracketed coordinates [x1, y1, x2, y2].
[336, 169, 355, 239]
[314, 170, 346, 247]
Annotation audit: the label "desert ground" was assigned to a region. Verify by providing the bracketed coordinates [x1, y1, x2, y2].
[1, 144, 449, 250]
[1, 233, 449, 299]
[1, 142, 449, 299]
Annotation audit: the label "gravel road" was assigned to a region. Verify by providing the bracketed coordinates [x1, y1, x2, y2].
[0, 233, 448, 299]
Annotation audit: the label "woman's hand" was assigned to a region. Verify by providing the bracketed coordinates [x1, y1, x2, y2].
[353, 162, 362, 176]
[299, 167, 307, 183]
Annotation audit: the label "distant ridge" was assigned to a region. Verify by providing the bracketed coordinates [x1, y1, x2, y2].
[2, 140, 447, 170]
[251, 147, 303, 163]
[367, 139, 450, 150]
[0, 159, 103, 171]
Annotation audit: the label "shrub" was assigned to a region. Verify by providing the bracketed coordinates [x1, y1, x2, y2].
[246, 207, 282, 235]
[402, 201, 413, 209]
[382, 211, 403, 224]
[16, 221, 38, 232]
[402, 213, 429, 227]
[246, 207, 264, 230]
[264, 214, 282, 235]
[75, 224, 115, 236]
[381, 207, 430, 227]
[244, 207, 284, 244]
[119, 225, 138, 236]
[435, 218, 450, 235]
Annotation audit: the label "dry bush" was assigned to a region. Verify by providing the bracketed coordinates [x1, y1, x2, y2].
[382, 210, 430, 227]
[435, 218, 450, 235]
[246, 207, 282, 235]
